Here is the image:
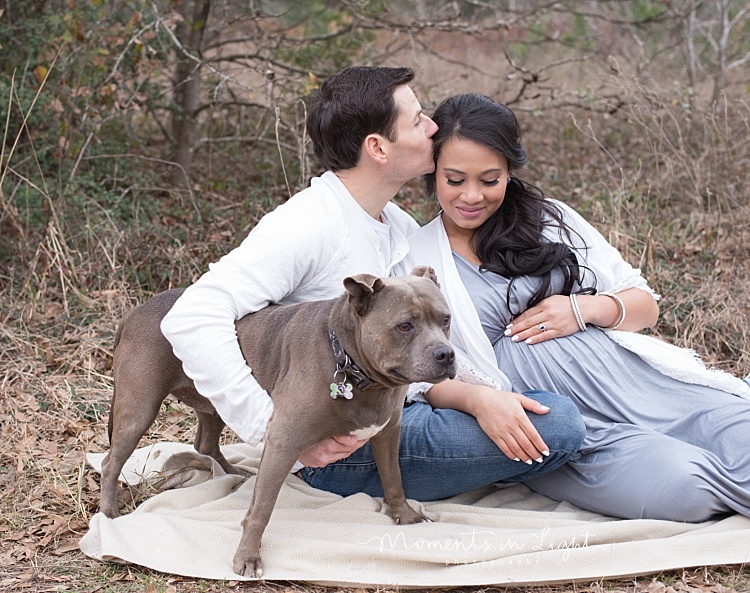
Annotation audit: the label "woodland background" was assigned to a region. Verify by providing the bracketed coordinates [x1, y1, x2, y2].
[1, 1, 750, 591]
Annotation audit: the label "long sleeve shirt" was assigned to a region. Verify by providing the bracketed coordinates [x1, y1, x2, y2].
[160, 171, 419, 444]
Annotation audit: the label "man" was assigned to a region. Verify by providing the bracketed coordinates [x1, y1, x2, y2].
[161, 66, 584, 500]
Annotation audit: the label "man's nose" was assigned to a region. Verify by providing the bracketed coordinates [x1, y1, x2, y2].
[424, 115, 438, 138]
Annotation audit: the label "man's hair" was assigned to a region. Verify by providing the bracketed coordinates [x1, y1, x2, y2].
[307, 66, 415, 172]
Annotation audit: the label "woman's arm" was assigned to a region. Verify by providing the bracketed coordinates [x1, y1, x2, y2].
[505, 287, 659, 345]
[578, 287, 659, 332]
[424, 379, 551, 464]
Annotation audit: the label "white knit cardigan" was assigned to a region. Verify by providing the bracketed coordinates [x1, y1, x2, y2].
[399, 200, 750, 400]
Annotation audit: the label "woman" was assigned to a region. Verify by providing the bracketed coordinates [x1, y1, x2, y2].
[401, 92, 750, 522]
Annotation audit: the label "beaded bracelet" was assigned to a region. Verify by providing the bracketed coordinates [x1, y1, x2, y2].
[569, 293, 587, 332]
[597, 292, 626, 330]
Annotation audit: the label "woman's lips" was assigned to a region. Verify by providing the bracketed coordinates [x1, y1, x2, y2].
[457, 206, 483, 219]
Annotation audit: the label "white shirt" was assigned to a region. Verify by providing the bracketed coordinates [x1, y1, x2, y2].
[161, 171, 419, 444]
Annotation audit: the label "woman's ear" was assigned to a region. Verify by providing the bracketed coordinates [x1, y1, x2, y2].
[363, 133, 388, 165]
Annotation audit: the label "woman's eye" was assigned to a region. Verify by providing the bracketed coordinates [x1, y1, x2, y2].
[446, 179, 463, 186]
[482, 178, 500, 186]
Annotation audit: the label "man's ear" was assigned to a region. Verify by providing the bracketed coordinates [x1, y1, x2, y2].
[344, 274, 386, 316]
[363, 133, 388, 165]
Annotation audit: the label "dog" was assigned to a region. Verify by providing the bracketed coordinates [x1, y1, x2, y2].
[99, 266, 456, 578]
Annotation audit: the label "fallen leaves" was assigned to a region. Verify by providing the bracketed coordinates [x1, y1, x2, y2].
[641, 577, 735, 593]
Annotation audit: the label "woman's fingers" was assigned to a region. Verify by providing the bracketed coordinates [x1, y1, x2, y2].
[508, 415, 550, 462]
[518, 394, 551, 415]
[475, 392, 550, 463]
[494, 423, 550, 464]
[506, 295, 580, 344]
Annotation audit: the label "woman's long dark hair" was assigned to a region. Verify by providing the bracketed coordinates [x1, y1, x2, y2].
[425, 93, 595, 311]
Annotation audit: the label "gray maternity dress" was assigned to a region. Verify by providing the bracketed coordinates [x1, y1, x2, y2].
[455, 254, 750, 522]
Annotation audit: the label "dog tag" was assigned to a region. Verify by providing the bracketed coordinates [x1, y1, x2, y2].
[330, 382, 353, 399]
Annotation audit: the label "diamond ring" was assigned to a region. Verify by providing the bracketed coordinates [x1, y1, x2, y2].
[539, 324, 546, 332]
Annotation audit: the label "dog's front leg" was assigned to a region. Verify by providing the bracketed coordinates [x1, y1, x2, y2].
[370, 414, 426, 525]
[232, 429, 300, 579]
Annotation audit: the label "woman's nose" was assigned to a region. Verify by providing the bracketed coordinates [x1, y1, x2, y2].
[462, 185, 483, 203]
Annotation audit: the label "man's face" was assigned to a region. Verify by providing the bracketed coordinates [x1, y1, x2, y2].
[387, 85, 439, 182]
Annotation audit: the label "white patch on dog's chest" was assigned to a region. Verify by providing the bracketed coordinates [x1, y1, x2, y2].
[350, 420, 389, 440]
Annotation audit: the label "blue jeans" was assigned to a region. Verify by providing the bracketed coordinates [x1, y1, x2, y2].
[299, 390, 585, 501]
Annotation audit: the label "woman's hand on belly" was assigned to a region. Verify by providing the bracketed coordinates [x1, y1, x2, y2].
[506, 289, 659, 343]
[505, 294, 581, 345]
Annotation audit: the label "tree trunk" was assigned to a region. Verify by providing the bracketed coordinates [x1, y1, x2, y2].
[168, 0, 211, 191]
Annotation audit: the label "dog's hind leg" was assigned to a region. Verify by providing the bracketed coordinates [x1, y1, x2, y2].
[193, 410, 249, 476]
[100, 289, 188, 518]
[100, 383, 166, 518]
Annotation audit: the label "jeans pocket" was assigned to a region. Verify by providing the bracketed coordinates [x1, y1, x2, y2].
[299, 467, 317, 484]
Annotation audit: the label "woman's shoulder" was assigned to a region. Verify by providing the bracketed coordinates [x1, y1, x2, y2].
[410, 215, 443, 237]
[407, 216, 443, 250]
[539, 197, 599, 245]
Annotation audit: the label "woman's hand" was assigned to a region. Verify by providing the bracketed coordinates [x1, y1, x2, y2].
[465, 385, 551, 463]
[505, 294, 579, 345]
[505, 288, 660, 345]
[297, 434, 368, 467]
[425, 379, 550, 463]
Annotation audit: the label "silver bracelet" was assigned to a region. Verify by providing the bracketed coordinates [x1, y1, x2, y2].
[597, 292, 626, 330]
[569, 293, 587, 332]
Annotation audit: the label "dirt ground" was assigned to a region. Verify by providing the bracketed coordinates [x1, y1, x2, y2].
[1, 295, 749, 592]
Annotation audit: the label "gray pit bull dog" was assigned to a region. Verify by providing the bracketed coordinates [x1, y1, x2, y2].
[99, 265, 456, 578]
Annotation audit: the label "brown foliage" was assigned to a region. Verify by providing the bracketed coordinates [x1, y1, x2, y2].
[2, 2, 750, 591]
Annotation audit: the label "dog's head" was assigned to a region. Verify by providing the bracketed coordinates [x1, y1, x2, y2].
[342, 266, 456, 387]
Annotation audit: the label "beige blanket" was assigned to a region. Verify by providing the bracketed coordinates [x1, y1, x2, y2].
[80, 443, 750, 587]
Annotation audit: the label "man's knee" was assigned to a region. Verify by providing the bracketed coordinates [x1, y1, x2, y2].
[523, 390, 586, 454]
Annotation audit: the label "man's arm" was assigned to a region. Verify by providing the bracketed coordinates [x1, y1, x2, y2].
[161, 201, 334, 444]
[161, 277, 274, 444]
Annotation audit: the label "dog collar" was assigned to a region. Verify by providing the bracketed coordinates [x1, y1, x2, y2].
[328, 329, 382, 397]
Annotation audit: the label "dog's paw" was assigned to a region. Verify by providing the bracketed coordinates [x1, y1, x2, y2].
[232, 551, 264, 579]
[225, 464, 252, 478]
[391, 503, 427, 526]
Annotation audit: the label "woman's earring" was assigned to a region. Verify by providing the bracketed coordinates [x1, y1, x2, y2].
[507, 177, 512, 184]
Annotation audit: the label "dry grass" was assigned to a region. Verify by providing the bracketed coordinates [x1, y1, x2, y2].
[3, 53, 750, 593]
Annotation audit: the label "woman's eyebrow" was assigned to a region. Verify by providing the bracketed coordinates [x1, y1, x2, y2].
[442, 167, 504, 174]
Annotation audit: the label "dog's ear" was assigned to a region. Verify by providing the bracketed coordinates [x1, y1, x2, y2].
[343, 274, 385, 316]
[410, 265, 440, 288]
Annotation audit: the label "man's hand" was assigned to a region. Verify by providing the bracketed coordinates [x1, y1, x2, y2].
[297, 434, 368, 467]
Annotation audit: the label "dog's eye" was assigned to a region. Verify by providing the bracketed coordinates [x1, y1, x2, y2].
[396, 322, 413, 333]
[442, 315, 451, 328]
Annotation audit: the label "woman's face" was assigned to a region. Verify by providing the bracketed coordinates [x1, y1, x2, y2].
[436, 137, 509, 241]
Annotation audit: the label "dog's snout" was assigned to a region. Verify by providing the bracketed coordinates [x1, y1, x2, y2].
[434, 345, 455, 365]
